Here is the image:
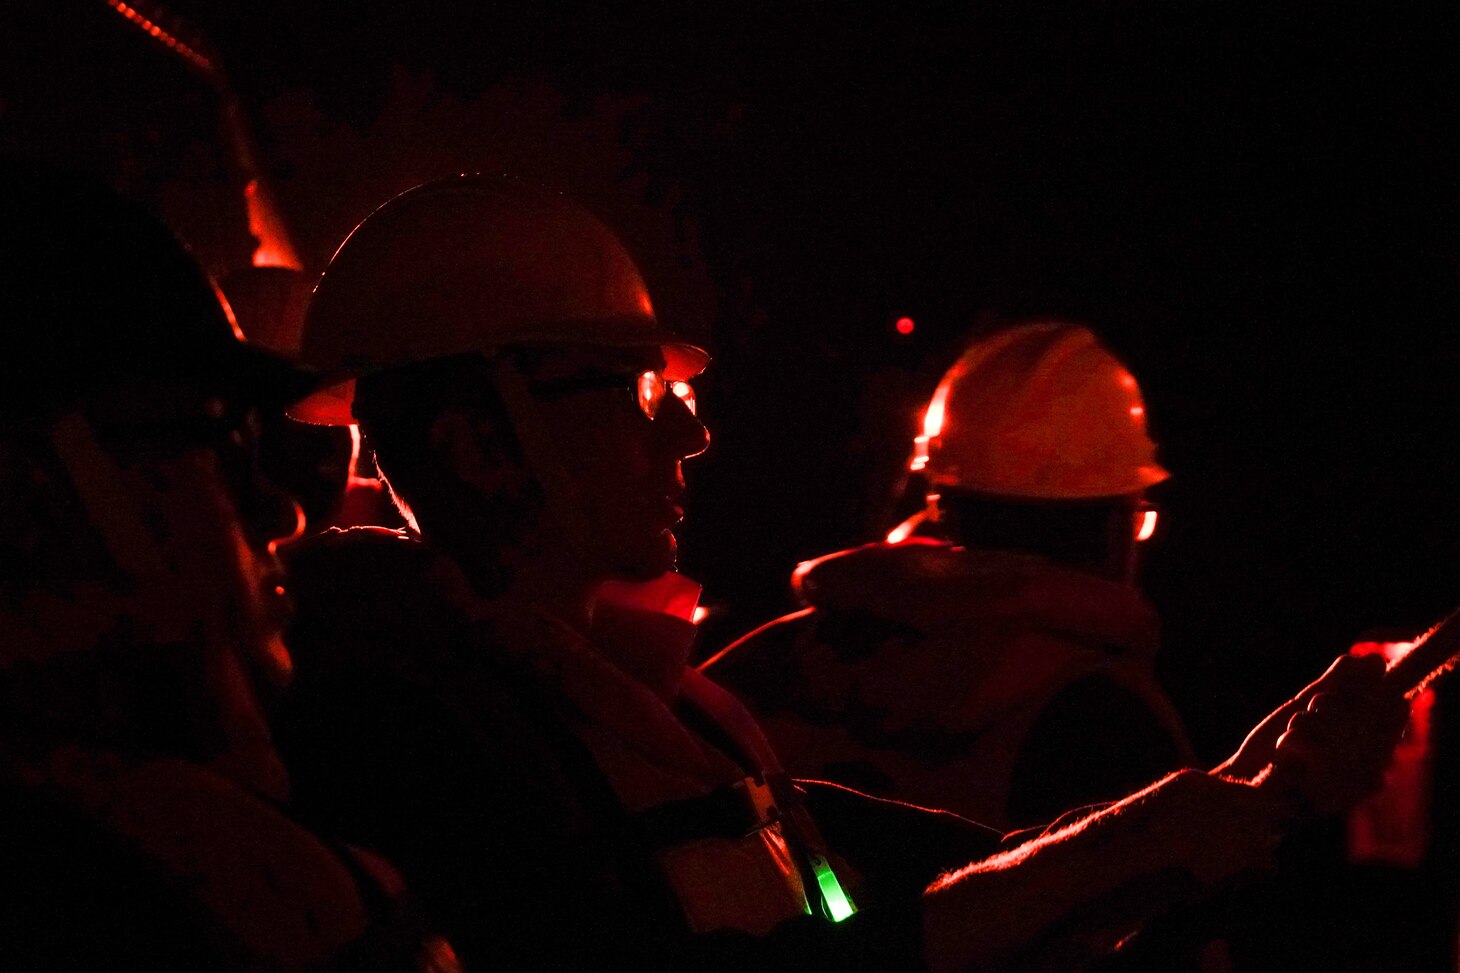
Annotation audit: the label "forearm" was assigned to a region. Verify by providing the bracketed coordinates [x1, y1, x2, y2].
[919, 770, 1288, 973]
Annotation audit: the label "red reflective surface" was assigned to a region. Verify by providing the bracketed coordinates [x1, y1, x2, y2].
[1346, 640, 1434, 867]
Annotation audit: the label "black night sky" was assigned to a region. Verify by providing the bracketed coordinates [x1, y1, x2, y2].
[5, 0, 1458, 765]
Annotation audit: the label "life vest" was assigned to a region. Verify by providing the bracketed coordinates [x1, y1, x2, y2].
[460, 570, 860, 937]
[293, 528, 858, 942]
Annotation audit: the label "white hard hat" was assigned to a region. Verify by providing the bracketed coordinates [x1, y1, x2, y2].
[911, 320, 1168, 499]
[293, 174, 708, 424]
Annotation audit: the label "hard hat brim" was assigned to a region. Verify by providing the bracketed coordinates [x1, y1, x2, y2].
[234, 343, 330, 414]
[927, 460, 1171, 500]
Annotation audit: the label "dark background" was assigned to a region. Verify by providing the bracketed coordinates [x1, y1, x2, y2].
[5, 1, 1458, 960]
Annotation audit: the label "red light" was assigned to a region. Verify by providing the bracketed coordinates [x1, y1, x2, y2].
[895, 316, 915, 335]
[105, 1, 214, 74]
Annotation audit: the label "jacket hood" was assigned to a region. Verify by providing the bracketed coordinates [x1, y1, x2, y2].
[791, 540, 1159, 659]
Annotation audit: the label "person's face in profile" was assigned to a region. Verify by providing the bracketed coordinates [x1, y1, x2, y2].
[520, 345, 709, 581]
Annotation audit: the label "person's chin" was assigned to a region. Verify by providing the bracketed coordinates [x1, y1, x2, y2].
[609, 529, 678, 580]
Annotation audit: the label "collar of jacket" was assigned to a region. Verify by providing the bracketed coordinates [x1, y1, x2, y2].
[793, 540, 1159, 661]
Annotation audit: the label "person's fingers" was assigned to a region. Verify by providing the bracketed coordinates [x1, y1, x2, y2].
[1283, 709, 1317, 737]
[1274, 697, 1407, 812]
[1319, 652, 1386, 691]
[1306, 683, 1408, 737]
[1286, 654, 1376, 714]
[1219, 653, 1404, 782]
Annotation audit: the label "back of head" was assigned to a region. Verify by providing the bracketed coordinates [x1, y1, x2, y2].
[915, 319, 1167, 500]
[910, 319, 1168, 576]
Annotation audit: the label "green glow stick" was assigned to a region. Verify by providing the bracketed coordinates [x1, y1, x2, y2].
[810, 854, 856, 922]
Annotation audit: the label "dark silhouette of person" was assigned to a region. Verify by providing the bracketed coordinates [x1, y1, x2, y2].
[0, 159, 457, 972]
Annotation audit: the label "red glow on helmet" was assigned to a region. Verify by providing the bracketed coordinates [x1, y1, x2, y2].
[910, 382, 951, 472]
[245, 181, 302, 270]
[1135, 508, 1158, 542]
[211, 280, 248, 341]
[922, 384, 949, 440]
[895, 316, 915, 335]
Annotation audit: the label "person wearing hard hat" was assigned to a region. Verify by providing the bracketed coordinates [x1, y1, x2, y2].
[0, 160, 458, 971]
[274, 175, 1407, 972]
[705, 321, 1195, 831]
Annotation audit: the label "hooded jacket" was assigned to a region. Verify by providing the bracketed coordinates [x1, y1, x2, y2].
[704, 540, 1195, 831]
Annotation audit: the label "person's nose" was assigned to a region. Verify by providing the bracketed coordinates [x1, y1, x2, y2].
[657, 390, 710, 460]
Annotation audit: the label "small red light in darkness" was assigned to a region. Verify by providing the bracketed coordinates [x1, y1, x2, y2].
[895, 316, 915, 335]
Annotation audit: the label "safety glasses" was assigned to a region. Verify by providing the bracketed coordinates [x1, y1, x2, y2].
[635, 370, 697, 418]
[528, 368, 695, 419]
[1134, 501, 1159, 542]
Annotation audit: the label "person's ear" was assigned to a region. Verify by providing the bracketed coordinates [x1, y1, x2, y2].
[428, 409, 518, 490]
